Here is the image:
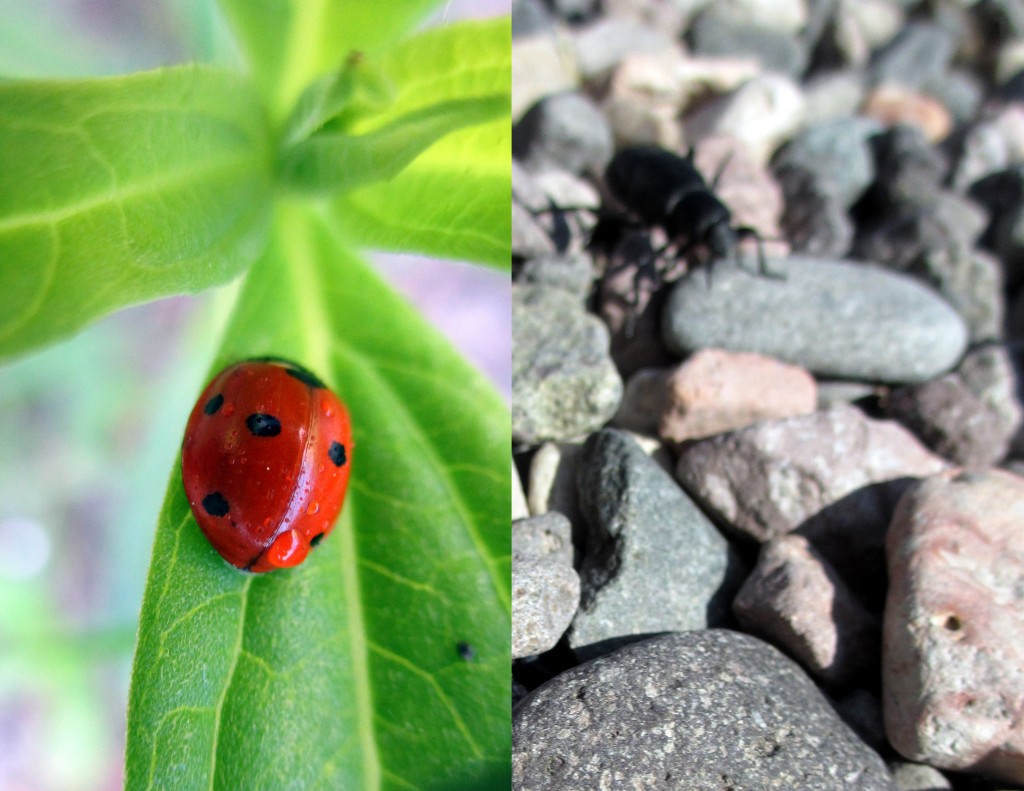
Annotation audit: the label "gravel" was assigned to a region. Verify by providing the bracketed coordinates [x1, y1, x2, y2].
[511, 1, 1024, 787]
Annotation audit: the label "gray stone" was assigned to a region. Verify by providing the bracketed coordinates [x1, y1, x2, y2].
[687, 8, 807, 77]
[772, 118, 879, 209]
[527, 442, 586, 563]
[513, 285, 623, 445]
[512, 0, 554, 37]
[923, 68, 983, 126]
[869, 22, 955, 91]
[517, 251, 595, 299]
[662, 257, 969, 384]
[513, 513, 581, 659]
[513, 511, 574, 567]
[775, 165, 855, 258]
[852, 193, 1000, 343]
[512, 92, 614, 176]
[513, 630, 897, 790]
[704, 0, 807, 33]
[569, 429, 744, 658]
[860, 125, 946, 210]
[802, 70, 867, 124]
[572, 16, 678, 79]
[884, 469, 1024, 784]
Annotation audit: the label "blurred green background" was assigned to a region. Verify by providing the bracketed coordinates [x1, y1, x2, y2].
[0, 2, 509, 788]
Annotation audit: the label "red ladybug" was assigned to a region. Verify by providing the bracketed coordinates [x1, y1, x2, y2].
[181, 358, 353, 572]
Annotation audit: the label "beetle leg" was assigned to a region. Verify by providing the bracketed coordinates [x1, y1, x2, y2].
[734, 226, 784, 280]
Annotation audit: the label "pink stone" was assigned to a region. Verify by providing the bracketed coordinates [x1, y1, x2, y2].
[884, 469, 1024, 783]
[659, 349, 816, 443]
[733, 535, 877, 687]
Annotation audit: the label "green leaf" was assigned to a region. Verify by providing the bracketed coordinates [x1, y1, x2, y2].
[126, 201, 511, 790]
[326, 18, 512, 268]
[0, 65, 273, 361]
[217, 0, 445, 120]
[280, 52, 396, 146]
[280, 95, 508, 193]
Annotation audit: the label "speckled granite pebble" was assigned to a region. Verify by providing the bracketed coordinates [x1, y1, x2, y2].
[513, 285, 623, 445]
[513, 630, 897, 791]
[662, 257, 968, 383]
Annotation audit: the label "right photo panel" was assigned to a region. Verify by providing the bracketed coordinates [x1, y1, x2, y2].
[512, 1, 1024, 789]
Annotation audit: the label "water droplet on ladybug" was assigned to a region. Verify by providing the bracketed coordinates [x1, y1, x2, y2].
[307, 501, 320, 515]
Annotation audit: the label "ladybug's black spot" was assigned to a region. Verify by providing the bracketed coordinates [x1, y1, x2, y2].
[456, 641, 476, 662]
[310, 532, 325, 548]
[285, 366, 327, 390]
[202, 492, 230, 517]
[246, 413, 281, 437]
[203, 393, 224, 415]
[328, 442, 347, 467]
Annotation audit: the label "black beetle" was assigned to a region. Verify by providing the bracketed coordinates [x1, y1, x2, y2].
[595, 144, 776, 336]
[603, 144, 768, 273]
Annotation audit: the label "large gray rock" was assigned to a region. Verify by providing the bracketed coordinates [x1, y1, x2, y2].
[569, 429, 743, 658]
[884, 469, 1024, 784]
[513, 630, 897, 790]
[662, 257, 968, 384]
[513, 285, 623, 445]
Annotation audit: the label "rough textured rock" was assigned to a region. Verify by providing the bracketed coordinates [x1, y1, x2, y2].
[614, 349, 817, 443]
[513, 630, 898, 791]
[569, 430, 744, 658]
[675, 405, 947, 596]
[662, 257, 969, 384]
[513, 513, 581, 659]
[884, 469, 1024, 783]
[513, 285, 623, 444]
[675, 404, 946, 544]
[733, 535, 878, 687]
[886, 344, 1023, 468]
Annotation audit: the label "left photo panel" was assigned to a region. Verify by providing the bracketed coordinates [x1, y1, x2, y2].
[0, 1, 512, 789]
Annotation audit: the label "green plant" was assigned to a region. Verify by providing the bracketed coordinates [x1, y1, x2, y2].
[0, 2, 511, 788]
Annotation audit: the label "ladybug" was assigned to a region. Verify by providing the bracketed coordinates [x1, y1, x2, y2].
[181, 358, 353, 572]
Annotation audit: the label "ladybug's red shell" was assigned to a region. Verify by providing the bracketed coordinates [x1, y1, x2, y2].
[181, 359, 353, 572]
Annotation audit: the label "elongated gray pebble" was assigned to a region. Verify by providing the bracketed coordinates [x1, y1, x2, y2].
[662, 257, 968, 383]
